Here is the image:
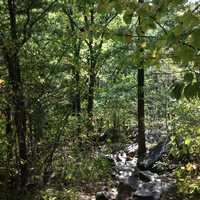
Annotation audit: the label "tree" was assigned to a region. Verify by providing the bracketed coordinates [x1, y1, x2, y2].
[62, 0, 117, 131]
[137, 0, 146, 158]
[0, 0, 58, 188]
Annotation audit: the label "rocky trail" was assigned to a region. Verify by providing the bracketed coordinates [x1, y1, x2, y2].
[95, 129, 177, 200]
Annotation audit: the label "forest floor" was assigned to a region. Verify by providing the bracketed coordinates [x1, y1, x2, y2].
[2, 126, 198, 200]
[75, 126, 199, 200]
[74, 128, 173, 199]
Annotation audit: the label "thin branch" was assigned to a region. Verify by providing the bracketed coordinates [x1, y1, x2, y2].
[151, 16, 168, 34]
[20, 1, 33, 45]
[192, 3, 200, 13]
[21, 0, 58, 46]
[181, 41, 200, 51]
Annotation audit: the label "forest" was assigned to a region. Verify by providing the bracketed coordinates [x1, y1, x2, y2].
[0, 0, 200, 199]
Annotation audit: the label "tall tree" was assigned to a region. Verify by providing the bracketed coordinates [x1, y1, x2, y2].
[137, 0, 146, 159]
[0, 0, 58, 188]
[4, 0, 28, 187]
[63, 0, 117, 130]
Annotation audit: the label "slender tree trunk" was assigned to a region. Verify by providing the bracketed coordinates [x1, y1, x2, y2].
[5, 105, 13, 164]
[28, 114, 36, 161]
[6, 0, 28, 188]
[86, 9, 96, 130]
[137, 68, 146, 157]
[73, 41, 81, 116]
[137, 0, 146, 159]
[87, 66, 95, 118]
[72, 70, 81, 116]
[72, 68, 81, 134]
[6, 56, 28, 188]
[86, 54, 96, 132]
[75, 71, 81, 115]
[66, 10, 82, 117]
[71, 41, 82, 135]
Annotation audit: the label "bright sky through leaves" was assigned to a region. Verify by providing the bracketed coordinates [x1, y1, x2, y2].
[188, 0, 199, 2]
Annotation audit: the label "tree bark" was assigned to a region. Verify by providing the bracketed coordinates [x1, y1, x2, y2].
[86, 9, 96, 131]
[5, 106, 13, 164]
[75, 71, 81, 115]
[6, 0, 28, 188]
[73, 41, 81, 116]
[87, 64, 95, 118]
[137, 0, 146, 159]
[137, 68, 146, 158]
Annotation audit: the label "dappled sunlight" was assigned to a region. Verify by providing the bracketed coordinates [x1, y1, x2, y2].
[0, 0, 199, 200]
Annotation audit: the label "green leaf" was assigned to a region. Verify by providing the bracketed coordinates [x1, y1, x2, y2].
[179, 11, 199, 28]
[123, 11, 133, 24]
[193, 82, 200, 98]
[97, 0, 112, 13]
[171, 81, 185, 100]
[113, 0, 123, 13]
[167, 32, 177, 45]
[184, 72, 194, 83]
[173, 25, 183, 37]
[191, 29, 200, 49]
[141, 17, 156, 31]
[108, 27, 133, 43]
[184, 137, 191, 145]
[183, 83, 199, 99]
[175, 45, 195, 63]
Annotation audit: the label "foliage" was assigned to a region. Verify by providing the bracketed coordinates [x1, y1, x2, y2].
[41, 188, 76, 200]
[169, 100, 200, 161]
[176, 162, 200, 197]
[64, 153, 113, 185]
[0, 0, 200, 199]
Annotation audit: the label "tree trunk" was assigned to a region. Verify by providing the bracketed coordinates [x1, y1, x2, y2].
[74, 71, 81, 115]
[6, 56, 28, 188]
[73, 41, 81, 116]
[137, 68, 146, 158]
[5, 106, 13, 164]
[87, 66, 95, 118]
[86, 9, 96, 130]
[137, 0, 146, 159]
[6, 0, 28, 188]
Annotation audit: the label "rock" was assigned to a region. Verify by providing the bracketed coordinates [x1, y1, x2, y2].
[116, 167, 174, 200]
[138, 171, 158, 182]
[116, 173, 138, 200]
[134, 196, 156, 200]
[134, 180, 162, 200]
[96, 191, 110, 200]
[125, 144, 138, 158]
[116, 151, 127, 164]
[134, 172, 175, 200]
[103, 138, 174, 200]
[138, 139, 169, 170]
[116, 183, 134, 200]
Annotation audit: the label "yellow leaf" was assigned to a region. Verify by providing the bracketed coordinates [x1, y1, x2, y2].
[186, 163, 193, 172]
[185, 163, 197, 172]
[0, 79, 5, 85]
[140, 42, 146, 49]
[151, 50, 157, 58]
[0, 79, 5, 88]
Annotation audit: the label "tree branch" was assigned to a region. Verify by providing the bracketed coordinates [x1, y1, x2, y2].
[21, 0, 58, 46]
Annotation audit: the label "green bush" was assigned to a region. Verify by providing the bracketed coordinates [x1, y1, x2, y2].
[176, 163, 200, 196]
[64, 154, 113, 185]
